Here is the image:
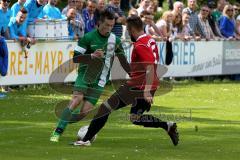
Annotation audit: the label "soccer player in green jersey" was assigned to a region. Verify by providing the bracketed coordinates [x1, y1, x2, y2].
[50, 9, 130, 142]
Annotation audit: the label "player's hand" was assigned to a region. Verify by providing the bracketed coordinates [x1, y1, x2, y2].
[30, 38, 36, 44]
[91, 49, 104, 58]
[26, 37, 32, 43]
[144, 90, 153, 104]
[18, 36, 27, 42]
[70, 20, 76, 25]
[117, 17, 126, 24]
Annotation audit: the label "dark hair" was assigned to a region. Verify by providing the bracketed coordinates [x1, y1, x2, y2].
[207, 1, 216, 9]
[201, 4, 210, 10]
[87, 0, 97, 5]
[126, 15, 144, 32]
[99, 9, 115, 22]
[140, 10, 152, 18]
[19, 7, 28, 14]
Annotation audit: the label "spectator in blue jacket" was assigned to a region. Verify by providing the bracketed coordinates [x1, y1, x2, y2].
[82, 0, 97, 33]
[8, 8, 35, 45]
[0, 36, 8, 77]
[24, 0, 45, 24]
[38, 0, 65, 20]
[0, 0, 11, 38]
[11, 0, 26, 17]
[219, 5, 237, 39]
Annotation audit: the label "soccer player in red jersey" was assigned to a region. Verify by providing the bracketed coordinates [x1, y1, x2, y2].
[73, 15, 179, 146]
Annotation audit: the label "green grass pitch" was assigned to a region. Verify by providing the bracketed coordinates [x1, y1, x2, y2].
[0, 82, 240, 160]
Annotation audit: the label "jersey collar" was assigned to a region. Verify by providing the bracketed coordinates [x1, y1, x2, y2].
[136, 34, 147, 42]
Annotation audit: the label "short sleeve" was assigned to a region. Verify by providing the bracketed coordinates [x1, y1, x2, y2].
[74, 34, 89, 55]
[156, 20, 166, 28]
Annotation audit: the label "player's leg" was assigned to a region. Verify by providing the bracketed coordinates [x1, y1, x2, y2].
[130, 98, 168, 130]
[50, 76, 88, 142]
[74, 85, 134, 145]
[69, 84, 104, 123]
[130, 95, 179, 146]
[50, 92, 84, 142]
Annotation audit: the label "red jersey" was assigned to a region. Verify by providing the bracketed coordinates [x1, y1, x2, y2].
[127, 34, 159, 90]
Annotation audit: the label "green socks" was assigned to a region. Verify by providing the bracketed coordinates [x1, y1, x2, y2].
[55, 107, 73, 134]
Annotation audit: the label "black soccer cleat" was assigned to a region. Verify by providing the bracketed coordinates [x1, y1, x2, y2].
[167, 122, 179, 146]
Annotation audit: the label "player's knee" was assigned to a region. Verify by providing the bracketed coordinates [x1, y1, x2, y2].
[71, 94, 84, 106]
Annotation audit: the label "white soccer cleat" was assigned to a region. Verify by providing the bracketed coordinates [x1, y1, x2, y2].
[73, 140, 91, 146]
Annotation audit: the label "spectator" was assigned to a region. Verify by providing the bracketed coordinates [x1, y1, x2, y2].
[179, 11, 194, 40]
[236, 15, 240, 36]
[128, 8, 138, 16]
[211, 0, 226, 23]
[67, 7, 84, 39]
[156, 11, 173, 39]
[75, 0, 84, 15]
[0, 0, 11, 38]
[233, 3, 240, 18]
[182, 0, 206, 38]
[172, 12, 183, 40]
[198, 5, 215, 40]
[207, 1, 223, 38]
[8, 8, 35, 45]
[172, 1, 184, 15]
[97, 0, 105, 12]
[11, 0, 26, 17]
[74, 0, 85, 32]
[96, 0, 105, 22]
[62, 0, 74, 16]
[137, 0, 150, 16]
[82, 0, 97, 33]
[62, 0, 83, 16]
[24, 0, 45, 23]
[38, 0, 64, 19]
[0, 36, 8, 77]
[146, 0, 157, 14]
[140, 11, 162, 39]
[219, 5, 237, 39]
[62, 0, 85, 37]
[106, 0, 126, 37]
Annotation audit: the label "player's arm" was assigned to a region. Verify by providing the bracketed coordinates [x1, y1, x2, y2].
[115, 39, 131, 74]
[144, 64, 154, 104]
[136, 45, 156, 103]
[8, 19, 19, 40]
[73, 35, 89, 63]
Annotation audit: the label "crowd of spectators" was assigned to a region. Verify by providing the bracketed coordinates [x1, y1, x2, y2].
[0, 0, 240, 42]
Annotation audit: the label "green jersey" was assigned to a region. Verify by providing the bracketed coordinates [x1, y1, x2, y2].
[211, 10, 222, 22]
[73, 29, 124, 87]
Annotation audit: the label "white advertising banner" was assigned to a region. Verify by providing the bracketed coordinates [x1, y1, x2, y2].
[164, 41, 223, 77]
[0, 40, 78, 86]
[0, 40, 239, 86]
